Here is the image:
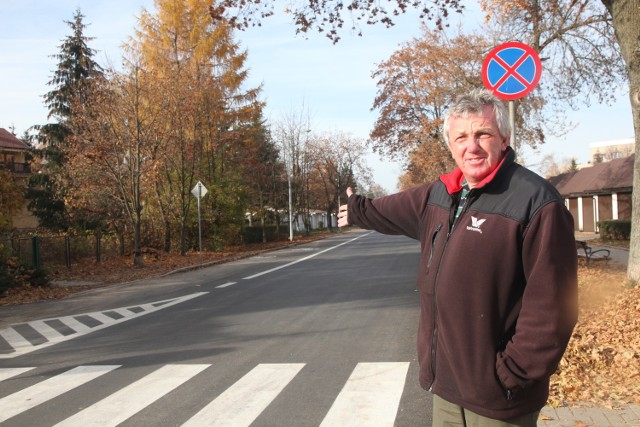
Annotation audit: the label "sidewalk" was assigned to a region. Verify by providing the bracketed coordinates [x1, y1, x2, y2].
[536, 232, 638, 426]
[575, 231, 629, 266]
[539, 403, 640, 426]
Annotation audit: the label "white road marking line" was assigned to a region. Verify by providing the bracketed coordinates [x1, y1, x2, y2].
[85, 312, 119, 325]
[0, 327, 32, 350]
[242, 232, 372, 280]
[28, 320, 66, 341]
[0, 292, 208, 359]
[0, 365, 120, 423]
[182, 363, 305, 426]
[216, 282, 237, 288]
[320, 362, 410, 427]
[0, 367, 35, 382]
[112, 307, 137, 317]
[55, 364, 210, 427]
[57, 316, 93, 334]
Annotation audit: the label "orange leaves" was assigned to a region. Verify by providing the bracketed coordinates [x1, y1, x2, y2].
[0, 284, 91, 307]
[371, 26, 488, 151]
[398, 141, 455, 188]
[549, 263, 640, 407]
[369, 26, 489, 182]
[0, 169, 24, 229]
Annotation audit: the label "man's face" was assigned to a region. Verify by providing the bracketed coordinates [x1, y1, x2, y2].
[447, 105, 508, 188]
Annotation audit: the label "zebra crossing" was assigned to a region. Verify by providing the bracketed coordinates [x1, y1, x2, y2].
[0, 362, 410, 426]
[0, 292, 208, 359]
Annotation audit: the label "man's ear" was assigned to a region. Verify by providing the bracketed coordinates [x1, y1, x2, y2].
[502, 136, 509, 151]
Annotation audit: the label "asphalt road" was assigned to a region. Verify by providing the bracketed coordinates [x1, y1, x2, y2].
[0, 230, 432, 426]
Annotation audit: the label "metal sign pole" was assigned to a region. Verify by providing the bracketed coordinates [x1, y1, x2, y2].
[509, 100, 516, 153]
[191, 181, 208, 253]
[288, 173, 293, 241]
[197, 184, 202, 252]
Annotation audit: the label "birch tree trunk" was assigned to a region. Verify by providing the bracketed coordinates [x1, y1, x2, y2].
[601, 0, 640, 285]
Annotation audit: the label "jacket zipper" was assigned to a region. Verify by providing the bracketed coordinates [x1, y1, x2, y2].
[426, 224, 443, 392]
[428, 191, 477, 391]
[428, 222, 450, 391]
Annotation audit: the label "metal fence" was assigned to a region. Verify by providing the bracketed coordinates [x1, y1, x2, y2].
[10, 233, 129, 270]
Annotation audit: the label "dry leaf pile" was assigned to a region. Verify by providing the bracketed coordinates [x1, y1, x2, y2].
[548, 260, 640, 407]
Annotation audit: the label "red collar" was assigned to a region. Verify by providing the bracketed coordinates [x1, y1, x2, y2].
[440, 147, 513, 194]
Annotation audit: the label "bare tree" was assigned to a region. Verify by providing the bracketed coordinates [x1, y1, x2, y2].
[309, 131, 370, 227]
[272, 105, 312, 239]
[68, 62, 162, 266]
[210, 0, 464, 43]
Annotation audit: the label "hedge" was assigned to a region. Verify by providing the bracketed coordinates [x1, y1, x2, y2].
[597, 220, 631, 240]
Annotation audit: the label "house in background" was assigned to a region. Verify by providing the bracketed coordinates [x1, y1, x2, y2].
[0, 127, 38, 229]
[589, 137, 635, 164]
[550, 154, 634, 233]
[0, 128, 30, 174]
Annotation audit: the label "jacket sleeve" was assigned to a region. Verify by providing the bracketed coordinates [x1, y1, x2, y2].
[347, 185, 432, 241]
[496, 200, 579, 394]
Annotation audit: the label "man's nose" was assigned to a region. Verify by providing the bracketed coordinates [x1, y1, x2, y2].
[465, 136, 482, 150]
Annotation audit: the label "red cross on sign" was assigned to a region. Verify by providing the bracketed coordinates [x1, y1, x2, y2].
[482, 42, 542, 100]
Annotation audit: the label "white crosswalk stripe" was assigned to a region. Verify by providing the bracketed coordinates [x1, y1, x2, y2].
[0, 292, 208, 359]
[84, 312, 120, 325]
[0, 365, 120, 423]
[56, 315, 93, 334]
[55, 364, 210, 427]
[320, 362, 410, 427]
[27, 320, 66, 341]
[0, 367, 35, 382]
[0, 362, 411, 426]
[183, 363, 305, 426]
[0, 327, 32, 351]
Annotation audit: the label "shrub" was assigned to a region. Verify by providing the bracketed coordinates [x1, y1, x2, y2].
[0, 242, 50, 295]
[243, 225, 290, 243]
[597, 220, 631, 240]
[0, 264, 12, 294]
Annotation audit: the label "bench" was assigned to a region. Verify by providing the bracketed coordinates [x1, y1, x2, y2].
[576, 240, 610, 267]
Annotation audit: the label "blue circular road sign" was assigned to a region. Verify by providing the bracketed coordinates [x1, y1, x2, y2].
[482, 42, 542, 100]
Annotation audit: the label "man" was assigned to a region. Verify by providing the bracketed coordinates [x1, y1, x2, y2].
[337, 88, 578, 426]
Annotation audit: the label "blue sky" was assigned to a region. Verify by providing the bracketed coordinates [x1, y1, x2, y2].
[1, 1, 634, 192]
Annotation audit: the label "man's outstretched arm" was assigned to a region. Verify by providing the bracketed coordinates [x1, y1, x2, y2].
[337, 185, 429, 240]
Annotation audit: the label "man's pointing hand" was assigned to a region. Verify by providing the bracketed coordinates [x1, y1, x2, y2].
[337, 187, 354, 227]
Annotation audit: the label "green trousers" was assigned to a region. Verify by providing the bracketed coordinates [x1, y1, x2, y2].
[432, 394, 540, 427]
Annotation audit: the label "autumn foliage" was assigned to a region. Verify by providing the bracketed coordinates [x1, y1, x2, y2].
[549, 260, 640, 406]
[59, 0, 265, 259]
[209, 0, 465, 43]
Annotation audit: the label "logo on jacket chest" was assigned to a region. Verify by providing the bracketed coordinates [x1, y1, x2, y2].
[467, 216, 486, 234]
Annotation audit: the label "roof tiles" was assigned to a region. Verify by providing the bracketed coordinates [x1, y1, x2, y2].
[0, 128, 29, 150]
[551, 155, 634, 196]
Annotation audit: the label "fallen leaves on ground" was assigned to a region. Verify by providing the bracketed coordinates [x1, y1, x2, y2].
[0, 283, 93, 305]
[1, 236, 638, 408]
[548, 259, 640, 407]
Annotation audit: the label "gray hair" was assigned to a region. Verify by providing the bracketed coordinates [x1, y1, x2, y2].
[442, 88, 511, 145]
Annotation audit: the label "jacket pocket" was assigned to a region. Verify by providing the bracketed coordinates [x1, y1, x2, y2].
[426, 223, 443, 274]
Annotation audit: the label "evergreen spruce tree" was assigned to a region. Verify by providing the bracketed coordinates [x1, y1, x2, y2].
[27, 8, 103, 231]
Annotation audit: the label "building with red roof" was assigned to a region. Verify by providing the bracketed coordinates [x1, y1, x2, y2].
[0, 128, 38, 229]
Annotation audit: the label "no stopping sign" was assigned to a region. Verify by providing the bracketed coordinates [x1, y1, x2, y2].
[482, 42, 542, 100]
